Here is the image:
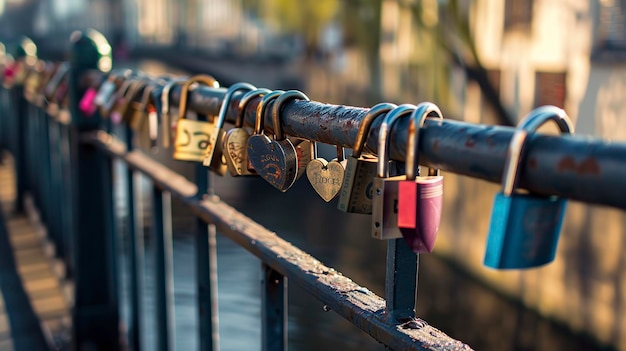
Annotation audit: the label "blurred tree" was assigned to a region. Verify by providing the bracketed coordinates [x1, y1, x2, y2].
[411, 0, 514, 125]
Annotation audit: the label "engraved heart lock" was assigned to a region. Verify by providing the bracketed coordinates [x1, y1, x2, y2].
[223, 88, 270, 176]
[247, 90, 302, 192]
[306, 144, 347, 202]
[202, 82, 256, 173]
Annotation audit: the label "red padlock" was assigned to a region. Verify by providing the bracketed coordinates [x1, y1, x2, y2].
[397, 102, 444, 253]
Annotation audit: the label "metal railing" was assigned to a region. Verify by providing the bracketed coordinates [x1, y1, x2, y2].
[2, 30, 626, 351]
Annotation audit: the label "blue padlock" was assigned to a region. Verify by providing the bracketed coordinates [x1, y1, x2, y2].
[483, 106, 574, 269]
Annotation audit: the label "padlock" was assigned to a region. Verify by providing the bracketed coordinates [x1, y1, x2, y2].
[201, 82, 255, 174]
[96, 69, 133, 117]
[306, 144, 347, 202]
[371, 104, 417, 240]
[43, 62, 69, 116]
[224, 88, 269, 176]
[79, 86, 98, 116]
[23, 60, 44, 102]
[397, 102, 444, 253]
[337, 102, 397, 214]
[173, 75, 220, 162]
[289, 137, 314, 181]
[159, 77, 188, 148]
[34, 63, 56, 107]
[108, 78, 136, 123]
[116, 79, 149, 125]
[129, 79, 163, 131]
[483, 105, 574, 269]
[247, 90, 300, 191]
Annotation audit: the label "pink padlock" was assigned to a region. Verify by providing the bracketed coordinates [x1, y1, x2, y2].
[79, 87, 98, 116]
[397, 102, 444, 253]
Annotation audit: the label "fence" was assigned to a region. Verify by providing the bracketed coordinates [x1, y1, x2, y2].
[1, 30, 626, 351]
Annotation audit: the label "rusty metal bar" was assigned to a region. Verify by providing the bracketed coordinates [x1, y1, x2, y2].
[86, 130, 473, 351]
[149, 84, 626, 210]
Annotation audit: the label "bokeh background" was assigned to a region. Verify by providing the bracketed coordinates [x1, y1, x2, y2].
[2, 0, 626, 350]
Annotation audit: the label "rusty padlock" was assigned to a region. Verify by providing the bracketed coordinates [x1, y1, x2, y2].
[337, 103, 397, 214]
[371, 104, 417, 240]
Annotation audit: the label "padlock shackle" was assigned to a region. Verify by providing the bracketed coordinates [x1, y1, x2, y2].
[254, 90, 283, 135]
[272, 90, 309, 141]
[160, 77, 188, 148]
[216, 82, 256, 130]
[377, 104, 417, 178]
[502, 106, 574, 196]
[43, 61, 69, 99]
[137, 78, 165, 112]
[353, 103, 397, 158]
[237, 88, 270, 128]
[405, 102, 444, 180]
[121, 78, 150, 116]
[177, 74, 220, 122]
[336, 145, 345, 162]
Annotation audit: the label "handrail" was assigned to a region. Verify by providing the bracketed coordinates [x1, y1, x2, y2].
[155, 84, 626, 209]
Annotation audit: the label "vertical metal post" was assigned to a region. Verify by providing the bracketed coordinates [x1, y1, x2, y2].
[68, 30, 120, 350]
[9, 37, 37, 213]
[262, 264, 287, 351]
[385, 238, 418, 322]
[125, 124, 144, 351]
[195, 166, 219, 351]
[153, 186, 175, 351]
[12, 85, 27, 213]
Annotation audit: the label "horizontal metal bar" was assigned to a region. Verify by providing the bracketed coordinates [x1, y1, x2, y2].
[158, 85, 626, 210]
[85, 131, 473, 351]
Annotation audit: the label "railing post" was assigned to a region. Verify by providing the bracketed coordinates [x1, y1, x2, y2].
[195, 167, 219, 351]
[67, 29, 120, 350]
[153, 185, 176, 351]
[385, 239, 418, 322]
[124, 123, 144, 351]
[10, 37, 37, 213]
[262, 264, 287, 351]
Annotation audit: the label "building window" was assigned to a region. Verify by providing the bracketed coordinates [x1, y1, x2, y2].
[596, 0, 626, 52]
[534, 71, 567, 108]
[504, 0, 533, 31]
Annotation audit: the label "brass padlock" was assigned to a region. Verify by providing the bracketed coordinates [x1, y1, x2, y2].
[223, 88, 269, 176]
[371, 104, 417, 240]
[337, 102, 397, 214]
[306, 144, 346, 202]
[108, 78, 137, 123]
[173, 75, 220, 162]
[159, 77, 188, 148]
[201, 82, 255, 173]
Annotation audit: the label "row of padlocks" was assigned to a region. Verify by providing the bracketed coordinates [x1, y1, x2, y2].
[1, 56, 574, 271]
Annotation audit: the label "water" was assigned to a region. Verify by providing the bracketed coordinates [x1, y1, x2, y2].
[111, 152, 610, 351]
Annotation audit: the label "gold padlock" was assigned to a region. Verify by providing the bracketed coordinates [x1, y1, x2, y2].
[173, 75, 221, 162]
[337, 103, 397, 214]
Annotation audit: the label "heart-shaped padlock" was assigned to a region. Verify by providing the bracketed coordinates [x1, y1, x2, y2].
[224, 88, 270, 176]
[202, 82, 256, 172]
[306, 145, 346, 202]
[247, 90, 300, 191]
